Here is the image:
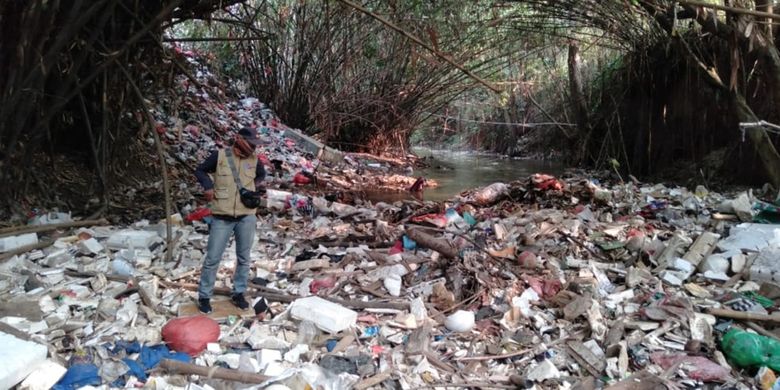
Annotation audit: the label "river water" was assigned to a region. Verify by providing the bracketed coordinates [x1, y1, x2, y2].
[364, 148, 564, 202]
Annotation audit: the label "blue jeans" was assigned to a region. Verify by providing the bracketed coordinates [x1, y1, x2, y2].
[198, 214, 256, 300]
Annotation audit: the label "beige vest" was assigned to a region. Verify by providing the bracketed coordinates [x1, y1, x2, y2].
[211, 149, 258, 217]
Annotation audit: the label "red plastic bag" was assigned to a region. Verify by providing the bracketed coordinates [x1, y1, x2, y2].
[293, 172, 311, 185]
[310, 277, 336, 294]
[650, 353, 731, 382]
[162, 315, 220, 356]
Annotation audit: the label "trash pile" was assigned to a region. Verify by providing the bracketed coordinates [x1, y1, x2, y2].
[136, 49, 432, 224]
[4, 167, 780, 389]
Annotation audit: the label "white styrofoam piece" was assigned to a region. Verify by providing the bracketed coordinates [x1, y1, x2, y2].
[0, 331, 47, 389]
[78, 238, 104, 255]
[717, 223, 780, 253]
[106, 230, 161, 250]
[750, 247, 780, 283]
[19, 360, 66, 390]
[288, 296, 357, 333]
[0, 233, 38, 253]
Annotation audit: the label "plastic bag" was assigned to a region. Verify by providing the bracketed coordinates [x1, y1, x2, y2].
[721, 328, 780, 371]
[161, 315, 220, 356]
[293, 172, 311, 185]
[531, 174, 563, 191]
[52, 364, 101, 390]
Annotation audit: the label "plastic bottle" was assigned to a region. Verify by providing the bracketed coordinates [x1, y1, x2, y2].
[296, 320, 319, 345]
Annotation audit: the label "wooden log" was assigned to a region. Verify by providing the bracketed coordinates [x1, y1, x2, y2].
[405, 227, 458, 259]
[159, 359, 270, 384]
[0, 218, 108, 238]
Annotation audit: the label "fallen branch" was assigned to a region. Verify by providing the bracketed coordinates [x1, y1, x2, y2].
[0, 219, 108, 238]
[159, 359, 270, 384]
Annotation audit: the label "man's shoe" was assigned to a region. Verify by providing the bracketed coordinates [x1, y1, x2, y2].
[231, 293, 249, 310]
[198, 298, 212, 314]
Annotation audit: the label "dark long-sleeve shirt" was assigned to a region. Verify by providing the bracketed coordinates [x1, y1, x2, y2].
[195, 149, 266, 190]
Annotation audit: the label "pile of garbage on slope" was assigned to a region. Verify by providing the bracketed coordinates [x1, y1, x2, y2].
[136, 48, 431, 223]
[4, 163, 780, 389]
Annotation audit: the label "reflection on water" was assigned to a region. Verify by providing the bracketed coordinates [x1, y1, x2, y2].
[364, 148, 564, 203]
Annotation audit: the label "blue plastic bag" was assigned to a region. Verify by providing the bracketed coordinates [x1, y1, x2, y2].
[52, 364, 101, 390]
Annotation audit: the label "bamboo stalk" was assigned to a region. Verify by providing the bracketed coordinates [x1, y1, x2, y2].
[0, 218, 108, 238]
[677, 0, 780, 22]
[119, 64, 174, 263]
[708, 307, 780, 323]
[159, 359, 270, 384]
[335, 0, 501, 93]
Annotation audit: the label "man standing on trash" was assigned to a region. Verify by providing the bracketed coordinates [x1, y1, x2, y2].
[194, 127, 266, 313]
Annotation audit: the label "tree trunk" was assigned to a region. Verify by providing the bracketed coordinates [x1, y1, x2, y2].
[568, 42, 590, 163]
